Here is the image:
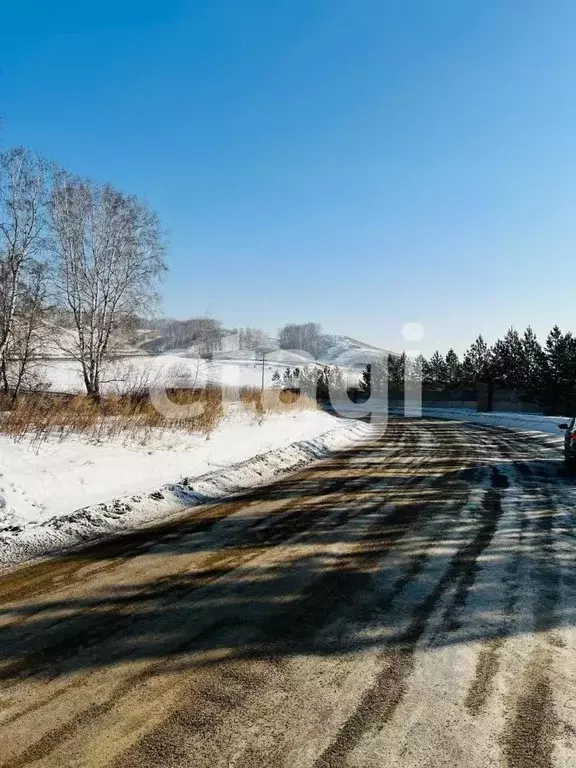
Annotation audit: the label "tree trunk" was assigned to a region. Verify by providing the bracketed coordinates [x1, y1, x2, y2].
[80, 360, 101, 402]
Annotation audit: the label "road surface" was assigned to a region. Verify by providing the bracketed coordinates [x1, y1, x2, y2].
[1, 416, 576, 768]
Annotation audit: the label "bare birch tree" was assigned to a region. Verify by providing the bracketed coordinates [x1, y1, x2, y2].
[0, 147, 49, 365]
[1, 260, 51, 399]
[51, 174, 166, 399]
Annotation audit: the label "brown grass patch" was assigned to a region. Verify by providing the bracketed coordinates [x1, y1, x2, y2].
[0, 388, 224, 447]
[239, 387, 318, 423]
[0, 385, 318, 447]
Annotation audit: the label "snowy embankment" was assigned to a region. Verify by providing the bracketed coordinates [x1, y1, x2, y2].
[0, 410, 376, 568]
[416, 406, 567, 435]
[410, 407, 567, 452]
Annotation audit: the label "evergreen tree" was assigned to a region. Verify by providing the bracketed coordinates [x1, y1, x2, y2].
[490, 328, 525, 390]
[359, 364, 371, 395]
[444, 349, 462, 390]
[544, 326, 576, 412]
[521, 326, 547, 400]
[360, 358, 388, 398]
[405, 353, 424, 389]
[388, 353, 404, 392]
[461, 335, 491, 386]
[426, 351, 447, 391]
[316, 365, 347, 402]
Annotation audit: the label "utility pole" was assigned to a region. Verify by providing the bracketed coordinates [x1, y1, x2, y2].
[256, 345, 277, 393]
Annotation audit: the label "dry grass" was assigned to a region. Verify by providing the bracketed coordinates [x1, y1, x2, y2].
[239, 387, 318, 423]
[0, 388, 224, 447]
[0, 385, 318, 447]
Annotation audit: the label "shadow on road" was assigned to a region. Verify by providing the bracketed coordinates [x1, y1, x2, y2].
[0, 419, 574, 688]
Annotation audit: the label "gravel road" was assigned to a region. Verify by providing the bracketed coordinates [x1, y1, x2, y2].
[1, 416, 575, 768]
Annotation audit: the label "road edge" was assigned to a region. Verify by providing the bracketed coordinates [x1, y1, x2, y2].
[0, 417, 379, 569]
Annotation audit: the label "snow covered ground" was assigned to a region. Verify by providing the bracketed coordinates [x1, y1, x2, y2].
[0, 409, 375, 567]
[0, 402, 569, 567]
[0, 405, 567, 533]
[414, 406, 568, 438]
[0, 408, 360, 531]
[37, 354, 322, 394]
[35, 339, 379, 395]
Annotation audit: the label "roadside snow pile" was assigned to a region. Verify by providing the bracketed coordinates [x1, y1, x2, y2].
[0, 412, 376, 567]
[0, 408, 340, 527]
[417, 407, 568, 437]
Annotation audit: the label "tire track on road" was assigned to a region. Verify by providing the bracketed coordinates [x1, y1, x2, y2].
[313, 461, 504, 768]
[453, 427, 561, 766]
[1, 418, 571, 768]
[112, 422, 484, 768]
[0, 428, 410, 686]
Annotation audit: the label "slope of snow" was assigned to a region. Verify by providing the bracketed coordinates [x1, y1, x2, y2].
[0, 409, 376, 566]
[26, 329, 393, 395]
[319, 335, 391, 365]
[36, 322, 145, 359]
[38, 355, 318, 394]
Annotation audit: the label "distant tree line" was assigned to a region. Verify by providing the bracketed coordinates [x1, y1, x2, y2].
[135, 318, 275, 356]
[138, 317, 224, 355]
[278, 323, 325, 358]
[360, 327, 576, 414]
[274, 363, 348, 404]
[278, 321, 370, 361]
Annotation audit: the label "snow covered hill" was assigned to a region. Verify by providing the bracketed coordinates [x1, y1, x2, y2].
[24, 327, 390, 395]
[317, 335, 392, 365]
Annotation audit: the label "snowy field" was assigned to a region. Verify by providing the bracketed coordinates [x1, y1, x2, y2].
[37, 353, 321, 394]
[0, 407, 349, 530]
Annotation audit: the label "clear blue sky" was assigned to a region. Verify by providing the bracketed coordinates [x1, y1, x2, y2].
[2, 1, 576, 354]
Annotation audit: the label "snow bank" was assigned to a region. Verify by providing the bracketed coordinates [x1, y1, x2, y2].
[0, 408, 350, 528]
[0, 414, 376, 568]
[414, 407, 568, 437]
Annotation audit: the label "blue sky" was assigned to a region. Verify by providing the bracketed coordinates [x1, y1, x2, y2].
[2, 1, 576, 354]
